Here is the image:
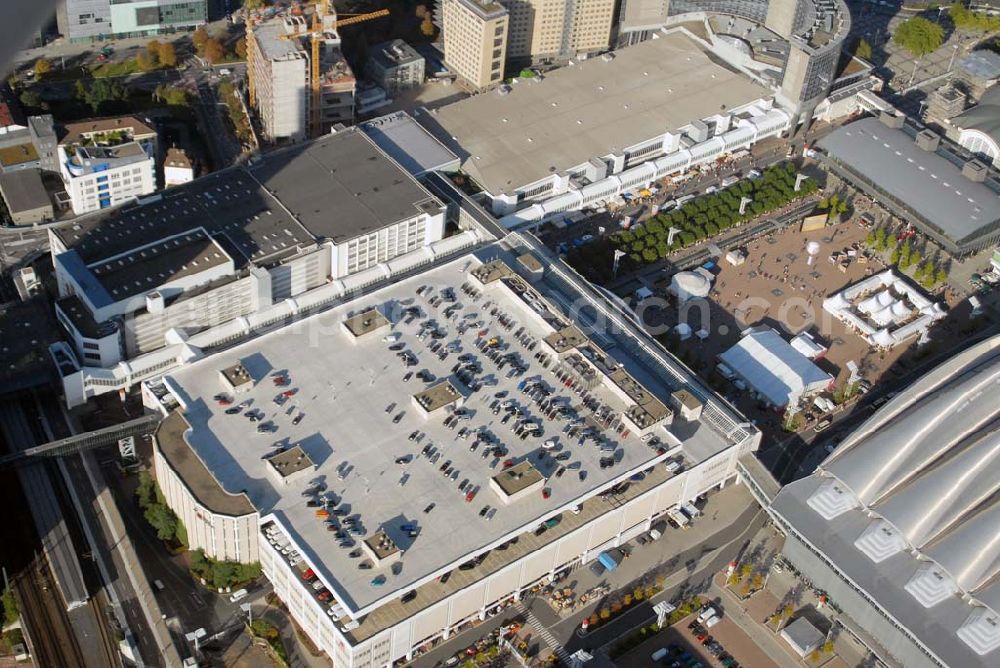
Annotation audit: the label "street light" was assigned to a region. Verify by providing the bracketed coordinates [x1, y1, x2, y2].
[917, 100, 927, 120]
[907, 59, 920, 88]
[948, 44, 959, 74]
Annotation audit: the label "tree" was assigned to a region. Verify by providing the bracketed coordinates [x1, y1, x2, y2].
[855, 37, 873, 61]
[146, 39, 162, 64]
[33, 57, 53, 78]
[234, 37, 247, 60]
[155, 83, 189, 106]
[159, 41, 177, 68]
[82, 78, 129, 112]
[893, 17, 944, 58]
[935, 267, 948, 286]
[2, 587, 18, 625]
[192, 26, 210, 54]
[144, 503, 178, 541]
[420, 16, 435, 38]
[243, 0, 265, 11]
[19, 90, 42, 109]
[203, 38, 225, 64]
[822, 641, 835, 654]
[136, 51, 156, 72]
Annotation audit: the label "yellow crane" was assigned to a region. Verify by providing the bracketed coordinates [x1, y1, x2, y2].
[309, 2, 390, 137]
[248, 2, 389, 136]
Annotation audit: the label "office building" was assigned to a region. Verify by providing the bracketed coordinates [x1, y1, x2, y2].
[439, 0, 509, 90]
[501, 0, 616, 65]
[421, 30, 789, 222]
[146, 238, 761, 668]
[0, 170, 54, 225]
[247, 14, 356, 142]
[50, 126, 448, 378]
[366, 40, 424, 96]
[57, 0, 207, 42]
[57, 116, 157, 215]
[817, 115, 1000, 257]
[0, 114, 58, 175]
[770, 334, 1000, 668]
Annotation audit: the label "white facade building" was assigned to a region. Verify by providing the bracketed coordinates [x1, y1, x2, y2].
[50, 126, 448, 377]
[143, 241, 760, 668]
[57, 116, 158, 215]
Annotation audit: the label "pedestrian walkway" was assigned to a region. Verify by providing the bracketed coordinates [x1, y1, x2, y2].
[516, 602, 571, 664]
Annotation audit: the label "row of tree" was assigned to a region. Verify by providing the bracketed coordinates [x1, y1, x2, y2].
[864, 227, 948, 288]
[189, 549, 262, 590]
[949, 3, 1000, 32]
[136, 471, 186, 545]
[566, 162, 819, 283]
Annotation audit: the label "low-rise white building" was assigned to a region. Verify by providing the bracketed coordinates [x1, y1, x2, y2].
[163, 147, 194, 187]
[823, 269, 946, 349]
[57, 117, 157, 214]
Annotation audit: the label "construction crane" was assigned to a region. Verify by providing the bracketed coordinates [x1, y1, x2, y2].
[309, 2, 390, 137]
[249, 2, 389, 136]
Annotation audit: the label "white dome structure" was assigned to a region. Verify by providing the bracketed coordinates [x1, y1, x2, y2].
[671, 271, 711, 302]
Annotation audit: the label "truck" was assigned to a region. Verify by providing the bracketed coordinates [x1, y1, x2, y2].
[597, 551, 619, 572]
[680, 502, 701, 520]
[667, 506, 690, 528]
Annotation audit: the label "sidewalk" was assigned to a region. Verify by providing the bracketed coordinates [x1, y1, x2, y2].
[710, 577, 801, 668]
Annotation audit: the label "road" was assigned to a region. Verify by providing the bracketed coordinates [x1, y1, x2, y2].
[410, 486, 766, 667]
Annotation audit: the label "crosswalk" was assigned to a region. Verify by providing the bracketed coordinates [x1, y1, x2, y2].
[516, 602, 572, 664]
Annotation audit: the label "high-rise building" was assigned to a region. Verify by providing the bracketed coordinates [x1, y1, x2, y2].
[57, 0, 207, 42]
[366, 40, 425, 96]
[440, 0, 509, 90]
[247, 15, 356, 142]
[440, 0, 616, 89]
[502, 0, 617, 65]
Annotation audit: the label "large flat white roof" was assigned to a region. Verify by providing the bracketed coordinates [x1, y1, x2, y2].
[418, 30, 771, 195]
[164, 251, 695, 613]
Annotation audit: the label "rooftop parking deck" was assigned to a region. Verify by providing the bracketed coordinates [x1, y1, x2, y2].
[163, 244, 750, 621]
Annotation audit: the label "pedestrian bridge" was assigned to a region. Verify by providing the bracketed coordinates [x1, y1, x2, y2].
[0, 413, 161, 468]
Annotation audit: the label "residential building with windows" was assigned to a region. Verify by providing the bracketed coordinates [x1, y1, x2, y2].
[366, 40, 424, 96]
[50, 125, 448, 379]
[0, 114, 58, 175]
[56, 116, 157, 215]
[56, 0, 207, 42]
[440, 0, 509, 90]
[247, 14, 356, 142]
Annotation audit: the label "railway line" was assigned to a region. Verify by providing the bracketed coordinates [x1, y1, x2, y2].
[13, 556, 87, 668]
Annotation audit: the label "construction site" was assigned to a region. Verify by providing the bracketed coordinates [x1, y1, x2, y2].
[246, 1, 389, 142]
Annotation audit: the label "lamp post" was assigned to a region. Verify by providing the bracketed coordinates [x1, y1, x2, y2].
[948, 44, 959, 74]
[907, 59, 920, 88]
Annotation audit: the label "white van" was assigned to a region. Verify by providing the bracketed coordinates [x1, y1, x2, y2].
[229, 588, 248, 603]
[705, 613, 721, 628]
[382, 333, 401, 343]
[651, 647, 668, 661]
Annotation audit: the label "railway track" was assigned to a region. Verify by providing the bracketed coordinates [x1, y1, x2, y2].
[13, 556, 87, 668]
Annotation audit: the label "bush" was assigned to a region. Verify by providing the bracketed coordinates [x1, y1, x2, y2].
[190, 549, 262, 589]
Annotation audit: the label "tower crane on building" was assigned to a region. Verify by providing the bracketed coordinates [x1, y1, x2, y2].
[247, 1, 389, 137]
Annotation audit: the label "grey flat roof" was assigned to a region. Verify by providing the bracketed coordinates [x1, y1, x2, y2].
[249, 129, 443, 243]
[252, 18, 305, 61]
[89, 230, 232, 302]
[958, 50, 1000, 81]
[164, 251, 696, 613]
[361, 111, 459, 177]
[817, 118, 1000, 244]
[419, 31, 770, 195]
[54, 128, 439, 273]
[0, 169, 50, 213]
